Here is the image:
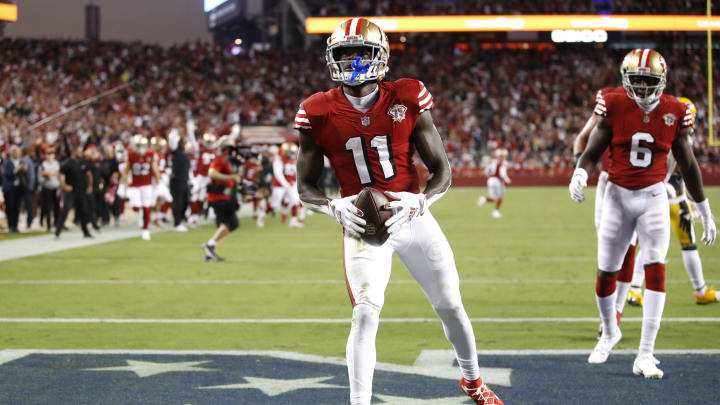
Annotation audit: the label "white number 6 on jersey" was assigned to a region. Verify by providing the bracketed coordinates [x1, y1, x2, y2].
[629, 132, 654, 168]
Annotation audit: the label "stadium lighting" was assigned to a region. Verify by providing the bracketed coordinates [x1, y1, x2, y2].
[234, 38, 243, 45]
[306, 15, 720, 33]
[0, 3, 17, 22]
[551, 29, 608, 43]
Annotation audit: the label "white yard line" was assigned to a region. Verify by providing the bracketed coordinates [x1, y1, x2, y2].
[1, 317, 719, 324]
[0, 279, 714, 285]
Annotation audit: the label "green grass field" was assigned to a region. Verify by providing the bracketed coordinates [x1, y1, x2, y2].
[1, 187, 718, 366]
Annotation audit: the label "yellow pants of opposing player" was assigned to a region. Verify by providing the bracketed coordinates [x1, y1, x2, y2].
[669, 200, 696, 248]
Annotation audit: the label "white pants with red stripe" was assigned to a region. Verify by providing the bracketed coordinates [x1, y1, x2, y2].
[343, 209, 476, 405]
[128, 185, 154, 208]
[598, 181, 670, 272]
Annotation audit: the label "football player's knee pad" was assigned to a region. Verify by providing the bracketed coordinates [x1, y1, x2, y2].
[351, 303, 380, 332]
[641, 247, 665, 266]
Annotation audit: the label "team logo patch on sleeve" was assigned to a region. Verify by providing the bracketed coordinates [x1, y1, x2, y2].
[663, 113, 677, 126]
[387, 104, 407, 123]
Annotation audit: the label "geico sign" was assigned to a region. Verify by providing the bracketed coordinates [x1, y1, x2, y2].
[551, 29, 608, 43]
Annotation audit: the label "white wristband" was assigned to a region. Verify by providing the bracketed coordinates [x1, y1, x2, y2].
[572, 167, 588, 181]
[696, 199, 712, 219]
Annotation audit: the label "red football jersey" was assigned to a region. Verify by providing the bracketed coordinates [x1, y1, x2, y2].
[295, 79, 433, 197]
[128, 150, 154, 187]
[244, 161, 262, 183]
[594, 88, 692, 190]
[195, 147, 218, 177]
[207, 155, 233, 202]
[486, 159, 501, 178]
[272, 155, 297, 187]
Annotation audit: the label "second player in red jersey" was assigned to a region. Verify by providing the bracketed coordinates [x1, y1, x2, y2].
[571, 49, 716, 379]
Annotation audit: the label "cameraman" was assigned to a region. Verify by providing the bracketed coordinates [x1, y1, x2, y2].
[201, 136, 243, 262]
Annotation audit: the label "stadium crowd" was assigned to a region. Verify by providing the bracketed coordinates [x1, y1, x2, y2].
[1, 35, 719, 232]
[309, 0, 711, 17]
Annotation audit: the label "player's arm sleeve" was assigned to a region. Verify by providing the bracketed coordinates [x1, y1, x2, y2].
[272, 158, 290, 188]
[500, 164, 511, 183]
[415, 80, 434, 115]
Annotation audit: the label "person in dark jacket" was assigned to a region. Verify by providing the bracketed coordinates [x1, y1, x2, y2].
[55, 146, 93, 238]
[1, 145, 23, 232]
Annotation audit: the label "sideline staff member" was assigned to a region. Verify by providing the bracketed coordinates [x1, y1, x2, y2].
[202, 136, 243, 262]
[56, 146, 93, 238]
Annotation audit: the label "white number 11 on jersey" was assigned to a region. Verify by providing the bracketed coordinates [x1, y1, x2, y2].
[345, 135, 397, 185]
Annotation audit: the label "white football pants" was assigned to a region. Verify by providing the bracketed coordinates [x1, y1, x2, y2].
[343, 209, 478, 405]
[597, 181, 670, 272]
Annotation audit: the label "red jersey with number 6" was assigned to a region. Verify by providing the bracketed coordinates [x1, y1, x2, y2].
[128, 150, 154, 187]
[295, 79, 433, 197]
[593, 88, 692, 190]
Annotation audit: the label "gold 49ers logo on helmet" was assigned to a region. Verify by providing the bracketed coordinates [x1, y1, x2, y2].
[620, 48, 667, 108]
[326, 18, 390, 86]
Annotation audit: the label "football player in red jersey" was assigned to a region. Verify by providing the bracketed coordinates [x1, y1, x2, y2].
[571, 49, 716, 378]
[243, 154, 266, 227]
[477, 148, 511, 218]
[271, 142, 304, 227]
[296, 18, 502, 405]
[189, 132, 219, 226]
[574, 85, 640, 333]
[122, 134, 160, 240]
[151, 137, 173, 226]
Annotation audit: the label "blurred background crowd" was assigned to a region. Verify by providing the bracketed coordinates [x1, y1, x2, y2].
[2, 35, 718, 172]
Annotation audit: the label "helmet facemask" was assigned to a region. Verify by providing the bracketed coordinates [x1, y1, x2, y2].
[622, 72, 666, 108]
[326, 42, 388, 86]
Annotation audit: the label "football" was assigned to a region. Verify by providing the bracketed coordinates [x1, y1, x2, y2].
[354, 187, 393, 246]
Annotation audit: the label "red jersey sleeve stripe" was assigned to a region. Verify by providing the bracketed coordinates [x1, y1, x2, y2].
[295, 117, 310, 123]
[419, 93, 433, 108]
[419, 101, 434, 114]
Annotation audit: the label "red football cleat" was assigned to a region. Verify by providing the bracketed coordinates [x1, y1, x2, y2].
[460, 377, 504, 405]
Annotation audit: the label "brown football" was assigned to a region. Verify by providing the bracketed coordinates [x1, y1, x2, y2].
[354, 187, 393, 246]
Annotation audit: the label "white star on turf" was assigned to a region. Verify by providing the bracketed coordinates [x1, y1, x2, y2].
[199, 375, 344, 396]
[375, 393, 473, 404]
[84, 360, 214, 377]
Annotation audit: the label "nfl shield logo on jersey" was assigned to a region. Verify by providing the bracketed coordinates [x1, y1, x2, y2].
[361, 116, 371, 126]
[388, 104, 407, 123]
[663, 113, 677, 126]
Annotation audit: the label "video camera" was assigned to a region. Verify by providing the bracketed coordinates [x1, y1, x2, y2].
[221, 144, 260, 166]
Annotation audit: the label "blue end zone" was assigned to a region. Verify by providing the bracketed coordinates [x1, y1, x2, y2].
[0, 352, 718, 404]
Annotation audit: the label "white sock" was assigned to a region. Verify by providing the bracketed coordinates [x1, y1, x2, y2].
[597, 291, 618, 337]
[435, 306, 480, 381]
[639, 289, 666, 356]
[207, 240, 216, 247]
[347, 304, 379, 405]
[682, 249, 706, 295]
[616, 281, 631, 314]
